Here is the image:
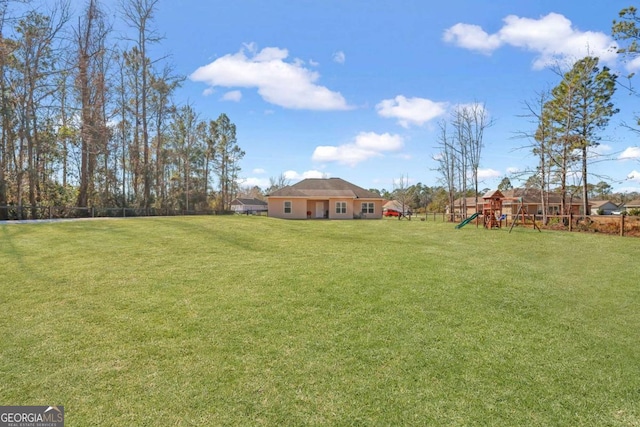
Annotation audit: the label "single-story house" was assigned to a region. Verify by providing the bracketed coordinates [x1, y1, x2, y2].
[383, 200, 411, 216]
[230, 198, 268, 214]
[267, 178, 384, 219]
[501, 188, 583, 215]
[448, 196, 483, 217]
[589, 200, 619, 215]
[621, 199, 640, 213]
[450, 188, 583, 217]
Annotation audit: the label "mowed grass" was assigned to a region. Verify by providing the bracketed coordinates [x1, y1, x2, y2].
[1, 216, 639, 426]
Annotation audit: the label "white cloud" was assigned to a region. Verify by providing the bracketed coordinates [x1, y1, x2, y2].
[443, 13, 618, 69]
[617, 185, 640, 193]
[506, 167, 520, 174]
[626, 56, 640, 72]
[376, 95, 448, 128]
[333, 51, 346, 64]
[442, 23, 502, 55]
[190, 44, 351, 110]
[477, 168, 502, 180]
[283, 170, 327, 180]
[252, 168, 266, 174]
[619, 146, 640, 160]
[312, 132, 404, 166]
[588, 143, 612, 157]
[221, 90, 242, 102]
[202, 88, 215, 97]
[627, 170, 640, 183]
[240, 177, 270, 188]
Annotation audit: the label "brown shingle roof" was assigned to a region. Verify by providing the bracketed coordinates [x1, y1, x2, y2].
[501, 188, 581, 205]
[452, 197, 480, 207]
[452, 189, 583, 206]
[383, 200, 408, 211]
[268, 178, 382, 199]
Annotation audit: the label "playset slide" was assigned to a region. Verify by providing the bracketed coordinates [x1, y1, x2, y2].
[455, 212, 479, 229]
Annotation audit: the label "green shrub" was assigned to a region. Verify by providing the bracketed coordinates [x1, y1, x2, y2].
[627, 208, 640, 216]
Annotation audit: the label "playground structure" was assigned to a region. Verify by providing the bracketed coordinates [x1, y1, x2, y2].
[455, 190, 541, 232]
[482, 190, 503, 229]
[507, 204, 541, 233]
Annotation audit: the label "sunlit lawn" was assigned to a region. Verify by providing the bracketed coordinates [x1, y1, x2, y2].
[1, 216, 639, 426]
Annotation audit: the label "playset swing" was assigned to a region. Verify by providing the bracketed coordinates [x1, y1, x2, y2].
[455, 190, 541, 233]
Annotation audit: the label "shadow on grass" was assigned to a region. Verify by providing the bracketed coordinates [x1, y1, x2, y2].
[1, 225, 31, 277]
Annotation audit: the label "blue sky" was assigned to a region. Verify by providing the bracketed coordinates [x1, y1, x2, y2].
[146, 0, 640, 193]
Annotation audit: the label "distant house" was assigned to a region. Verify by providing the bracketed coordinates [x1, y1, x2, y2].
[267, 178, 384, 219]
[589, 200, 619, 215]
[448, 197, 479, 217]
[500, 189, 583, 215]
[383, 200, 411, 217]
[622, 199, 640, 213]
[230, 198, 268, 214]
[450, 188, 583, 217]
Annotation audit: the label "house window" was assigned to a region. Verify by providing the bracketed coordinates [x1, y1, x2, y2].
[361, 202, 374, 214]
[284, 201, 292, 214]
[336, 201, 347, 214]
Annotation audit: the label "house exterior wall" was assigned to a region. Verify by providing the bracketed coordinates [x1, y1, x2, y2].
[504, 203, 581, 215]
[268, 197, 383, 219]
[231, 204, 267, 213]
[328, 198, 351, 219]
[355, 199, 384, 219]
[268, 198, 308, 219]
[306, 200, 327, 218]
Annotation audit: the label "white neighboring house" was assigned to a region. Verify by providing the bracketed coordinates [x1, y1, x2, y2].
[383, 200, 411, 216]
[589, 200, 619, 215]
[230, 198, 268, 214]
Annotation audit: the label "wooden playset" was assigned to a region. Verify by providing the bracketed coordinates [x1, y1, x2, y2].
[456, 190, 540, 232]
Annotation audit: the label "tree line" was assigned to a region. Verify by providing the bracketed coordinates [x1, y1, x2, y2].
[431, 57, 618, 223]
[0, 0, 244, 220]
[427, 6, 640, 222]
[3, 2, 639, 222]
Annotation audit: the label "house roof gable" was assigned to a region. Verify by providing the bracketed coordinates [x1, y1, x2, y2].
[589, 200, 618, 208]
[383, 200, 410, 211]
[482, 189, 504, 199]
[501, 188, 581, 205]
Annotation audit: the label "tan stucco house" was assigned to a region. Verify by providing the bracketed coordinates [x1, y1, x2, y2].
[267, 178, 384, 219]
[449, 188, 584, 217]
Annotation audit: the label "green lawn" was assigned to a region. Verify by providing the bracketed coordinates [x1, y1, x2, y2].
[1, 216, 639, 426]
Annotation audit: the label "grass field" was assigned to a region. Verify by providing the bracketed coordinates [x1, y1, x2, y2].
[1, 216, 639, 426]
